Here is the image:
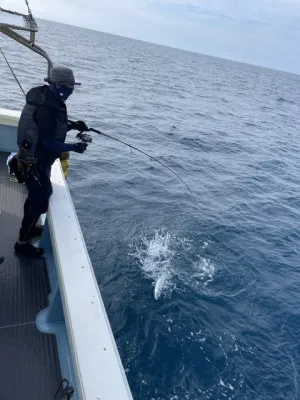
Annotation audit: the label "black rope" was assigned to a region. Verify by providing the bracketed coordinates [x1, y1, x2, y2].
[89, 127, 196, 202]
[0, 47, 25, 96]
[25, 0, 33, 17]
[54, 379, 74, 400]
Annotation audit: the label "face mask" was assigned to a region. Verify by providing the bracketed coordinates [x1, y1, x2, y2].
[49, 84, 74, 101]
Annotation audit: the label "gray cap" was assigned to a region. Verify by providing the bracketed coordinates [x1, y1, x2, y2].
[45, 66, 81, 86]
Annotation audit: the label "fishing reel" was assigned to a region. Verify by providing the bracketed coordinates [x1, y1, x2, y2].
[76, 131, 92, 143]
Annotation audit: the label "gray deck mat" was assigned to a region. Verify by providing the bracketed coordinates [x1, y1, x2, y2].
[0, 152, 62, 400]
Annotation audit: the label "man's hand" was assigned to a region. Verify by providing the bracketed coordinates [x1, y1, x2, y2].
[73, 142, 88, 153]
[71, 120, 89, 132]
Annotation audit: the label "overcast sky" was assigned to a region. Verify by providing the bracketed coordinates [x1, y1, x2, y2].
[3, 0, 300, 73]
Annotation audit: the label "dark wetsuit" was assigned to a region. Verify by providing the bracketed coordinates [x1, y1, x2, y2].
[18, 86, 75, 242]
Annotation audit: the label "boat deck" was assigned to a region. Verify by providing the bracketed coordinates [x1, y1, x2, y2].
[0, 152, 62, 399]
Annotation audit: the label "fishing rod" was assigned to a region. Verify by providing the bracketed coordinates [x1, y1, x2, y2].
[0, 45, 196, 201]
[78, 127, 196, 202]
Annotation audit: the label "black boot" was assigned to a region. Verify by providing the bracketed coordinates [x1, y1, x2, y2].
[14, 242, 43, 257]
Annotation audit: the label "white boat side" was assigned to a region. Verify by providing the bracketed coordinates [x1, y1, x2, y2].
[0, 107, 21, 126]
[49, 161, 133, 399]
[0, 108, 133, 400]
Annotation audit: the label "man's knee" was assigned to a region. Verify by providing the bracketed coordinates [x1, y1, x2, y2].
[26, 168, 53, 213]
[30, 197, 49, 214]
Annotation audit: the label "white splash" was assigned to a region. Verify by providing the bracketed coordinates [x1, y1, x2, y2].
[131, 229, 174, 300]
[219, 378, 234, 391]
[192, 257, 215, 286]
[130, 229, 216, 300]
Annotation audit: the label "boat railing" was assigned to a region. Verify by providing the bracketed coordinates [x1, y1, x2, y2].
[45, 161, 133, 399]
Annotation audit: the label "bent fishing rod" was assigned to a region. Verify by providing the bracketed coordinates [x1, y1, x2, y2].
[0, 46, 196, 202]
[79, 127, 196, 202]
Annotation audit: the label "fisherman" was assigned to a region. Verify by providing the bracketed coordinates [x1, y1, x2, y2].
[14, 66, 89, 257]
[0, 257, 4, 265]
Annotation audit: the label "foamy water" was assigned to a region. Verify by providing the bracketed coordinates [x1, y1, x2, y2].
[130, 229, 216, 300]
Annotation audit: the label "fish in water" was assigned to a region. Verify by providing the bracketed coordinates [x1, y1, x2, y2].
[154, 275, 167, 300]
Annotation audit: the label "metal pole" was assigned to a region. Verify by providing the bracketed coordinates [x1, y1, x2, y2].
[0, 26, 53, 77]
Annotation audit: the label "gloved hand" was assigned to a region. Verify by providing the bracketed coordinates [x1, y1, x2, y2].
[73, 142, 88, 153]
[70, 120, 89, 132]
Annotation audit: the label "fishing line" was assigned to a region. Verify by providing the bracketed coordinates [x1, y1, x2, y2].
[0, 44, 196, 202]
[89, 127, 196, 202]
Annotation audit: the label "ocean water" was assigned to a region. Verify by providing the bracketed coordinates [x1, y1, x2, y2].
[1, 18, 300, 400]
